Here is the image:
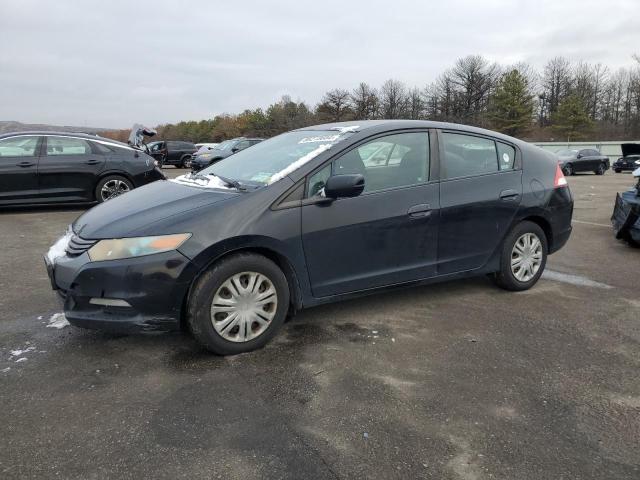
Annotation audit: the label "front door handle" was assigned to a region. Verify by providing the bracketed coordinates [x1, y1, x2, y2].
[408, 203, 431, 218]
[85, 159, 101, 165]
[499, 189, 519, 200]
[17, 161, 35, 168]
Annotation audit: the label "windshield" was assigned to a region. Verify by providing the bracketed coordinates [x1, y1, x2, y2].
[200, 130, 353, 186]
[216, 140, 235, 150]
[556, 149, 578, 156]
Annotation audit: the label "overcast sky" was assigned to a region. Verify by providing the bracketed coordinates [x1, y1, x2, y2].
[1, 0, 638, 128]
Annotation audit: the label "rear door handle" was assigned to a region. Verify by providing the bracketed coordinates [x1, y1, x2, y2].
[408, 203, 431, 218]
[499, 189, 519, 200]
[17, 161, 35, 168]
[85, 159, 101, 165]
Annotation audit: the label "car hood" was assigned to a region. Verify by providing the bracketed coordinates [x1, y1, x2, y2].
[73, 179, 238, 239]
[621, 143, 640, 157]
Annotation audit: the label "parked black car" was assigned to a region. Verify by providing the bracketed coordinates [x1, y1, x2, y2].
[556, 148, 610, 175]
[45, 121, 573, 355]
[0, 132, 165, 206]
[611, 167, 640, 246]
[612, 143, 640, 172]
[190, 137, 263, 171]
[148, 140, 197, 168]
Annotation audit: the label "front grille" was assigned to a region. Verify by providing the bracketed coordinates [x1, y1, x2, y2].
[66, 235, 97, 257]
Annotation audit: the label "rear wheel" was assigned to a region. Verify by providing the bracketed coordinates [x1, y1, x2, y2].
[95, 175, 133, 203]
[595, 163, 606, 175]
[187, 253, 290, 355]
[492, 221, 547, 291]
[563, 163, 574, 176]
[614, 169, 621, 173]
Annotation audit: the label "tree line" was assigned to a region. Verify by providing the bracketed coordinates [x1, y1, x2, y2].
[104, 54, 640, 144]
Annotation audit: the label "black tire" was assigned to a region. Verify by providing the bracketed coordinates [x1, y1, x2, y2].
[614, 169, 621, 173]
[595, 163, 606, 175]
[179, 155, 191, 169]
[563, 163, 573, 176]
[94, 175, 133, 203]
[187, 253, 290, 355]
[491, 221, 548, 291]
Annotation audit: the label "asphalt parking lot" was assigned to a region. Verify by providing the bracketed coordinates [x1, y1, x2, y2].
[1, 169, 639, 479]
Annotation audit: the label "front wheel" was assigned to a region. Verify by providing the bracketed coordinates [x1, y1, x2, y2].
[187, 253, 290, 355]
[562, 163, 573, 176]
[595, 163, 606, 175]
[492, 221, 548, 291]
[614, 169, 621, 173]
[95, 175, 133, 203]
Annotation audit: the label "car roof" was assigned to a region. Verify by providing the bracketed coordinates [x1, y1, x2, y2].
[294, 120, 529, 147]
[0, 131, 134, 150]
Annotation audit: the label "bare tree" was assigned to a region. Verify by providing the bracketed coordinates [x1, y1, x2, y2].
[379, 79, 408, 119]
[448, 55, 501, 126]
[316, 89, 352, 122]
[541, 57, 573, 124]
[350, 82, 379, 120]
[407, 87, 425, 119]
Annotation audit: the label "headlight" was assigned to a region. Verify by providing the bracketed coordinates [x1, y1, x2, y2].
[88, 233, 191, 262]
[635, 159, 640, 165]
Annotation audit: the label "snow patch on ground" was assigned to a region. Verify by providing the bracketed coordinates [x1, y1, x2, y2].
[47, 313, 70, 329]
[10, 346, 35, 357]
[269, 144, 333, 184]
[46, 228, 73, 263]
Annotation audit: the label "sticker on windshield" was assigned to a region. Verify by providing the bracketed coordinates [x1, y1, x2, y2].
[298, 135, 340, 144]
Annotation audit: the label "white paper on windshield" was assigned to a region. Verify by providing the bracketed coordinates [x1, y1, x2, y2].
[298, 135, 340, 144]
[170, 174, 233, 190]
[268, 144, 333, 184]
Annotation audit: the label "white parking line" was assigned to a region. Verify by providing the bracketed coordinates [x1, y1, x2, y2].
[542, 270, 613, 289]
[572, 219, 611, 228]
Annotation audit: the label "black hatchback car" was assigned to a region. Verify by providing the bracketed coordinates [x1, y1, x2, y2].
[0, 132, 165, 206]
[45, 121, 573, 355]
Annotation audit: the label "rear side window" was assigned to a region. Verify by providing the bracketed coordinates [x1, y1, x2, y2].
[441, 133, 498, 179]
[0, 136, 39, 157]
[497, 142, 516, 170]
[46, 137, 91, 156]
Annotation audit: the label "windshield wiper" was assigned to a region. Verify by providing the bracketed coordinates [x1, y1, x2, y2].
[209, 173, 246, 191]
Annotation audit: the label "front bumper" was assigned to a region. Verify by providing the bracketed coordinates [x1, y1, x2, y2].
[613, 160, 639, 171]
[45, 249, 198, 332]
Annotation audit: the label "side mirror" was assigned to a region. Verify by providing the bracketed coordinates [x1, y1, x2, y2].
[324, 174, 365, 199]
[231, 147, 240, 153]
[577, 153, 583, 159]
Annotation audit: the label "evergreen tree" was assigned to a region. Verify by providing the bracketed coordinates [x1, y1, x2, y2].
[489, 69, 534, 136]
[551, 94, 594, 141]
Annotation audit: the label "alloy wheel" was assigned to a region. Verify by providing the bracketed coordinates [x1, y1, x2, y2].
[100, 179, 130, 201]
[210, 271, 278, 342]
[510, 233, 543, 282]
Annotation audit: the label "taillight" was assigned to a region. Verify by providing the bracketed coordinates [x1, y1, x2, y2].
[554, 164, 567, 188]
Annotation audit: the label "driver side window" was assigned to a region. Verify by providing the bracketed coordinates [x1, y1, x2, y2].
[305, 132, 430, 197]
